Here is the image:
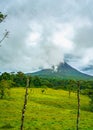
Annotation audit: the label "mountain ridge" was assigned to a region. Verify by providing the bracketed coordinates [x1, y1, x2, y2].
[30, 62, 93, 80]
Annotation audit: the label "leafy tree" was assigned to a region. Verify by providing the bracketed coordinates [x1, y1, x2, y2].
[85, 82, 93, 112]
[32, 76, 41, 87]
[67, 80, 76, 98]
[88, 89, 93, 111]
[0, 72, 11, 80]
[0, 12, 7, 23]
[0, 80, 11, 99]
[79, 80, 93, 112]
[13, 72, 27, 87]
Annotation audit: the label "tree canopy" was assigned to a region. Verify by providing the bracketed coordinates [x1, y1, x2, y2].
[0, 12, 7, 23]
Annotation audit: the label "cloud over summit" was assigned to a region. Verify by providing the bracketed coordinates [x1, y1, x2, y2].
[0, 0, 93, 75]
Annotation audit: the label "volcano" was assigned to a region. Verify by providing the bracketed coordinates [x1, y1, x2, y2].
[31, 62, 93, 80]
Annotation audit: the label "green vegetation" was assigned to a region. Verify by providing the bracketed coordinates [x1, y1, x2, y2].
[0, 88, 93, 130]
[0, 80, 11, 99]
[31, 62, 93, 80]
[0, 72, 93, 129]
[0, 12, 6, 23]
[0, 72, 93, 112]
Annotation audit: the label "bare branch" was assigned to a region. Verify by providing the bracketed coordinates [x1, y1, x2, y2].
[0, 30, 9, 46]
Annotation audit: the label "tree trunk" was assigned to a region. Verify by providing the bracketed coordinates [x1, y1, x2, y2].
[76, 81, 80, 130]
[20, 77, 29, 130]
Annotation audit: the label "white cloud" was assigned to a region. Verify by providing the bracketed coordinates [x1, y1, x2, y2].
[0, 0, 93, 75]
[26, 32, 41, 46]
[51, 26, 74, 53]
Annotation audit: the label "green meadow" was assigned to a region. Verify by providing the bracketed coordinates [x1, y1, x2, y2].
[0, 88, 93, 130]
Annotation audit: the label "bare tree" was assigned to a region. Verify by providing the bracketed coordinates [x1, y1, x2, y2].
[76, 81, 80, 130]
[0, 12, 9, 46]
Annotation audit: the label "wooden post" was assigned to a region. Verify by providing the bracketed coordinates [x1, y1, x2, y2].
[20, 77, 29, 130]
[76, 81, 80, 130]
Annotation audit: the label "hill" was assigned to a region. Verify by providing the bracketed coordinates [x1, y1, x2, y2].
[31, 62, 93, 80]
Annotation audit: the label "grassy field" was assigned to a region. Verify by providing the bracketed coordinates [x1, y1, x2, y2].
[0, 88, 93, 130]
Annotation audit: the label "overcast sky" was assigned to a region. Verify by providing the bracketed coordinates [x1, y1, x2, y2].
[0, 0, 93, 75]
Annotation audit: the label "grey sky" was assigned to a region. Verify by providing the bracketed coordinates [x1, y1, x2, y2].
[0, 0, 93, 75]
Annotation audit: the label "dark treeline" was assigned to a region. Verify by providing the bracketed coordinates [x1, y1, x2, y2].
[0, 72, 93, 90]
[0, 71, 93, 111]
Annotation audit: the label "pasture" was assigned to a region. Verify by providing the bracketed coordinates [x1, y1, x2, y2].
[0, 88, 93, 130]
